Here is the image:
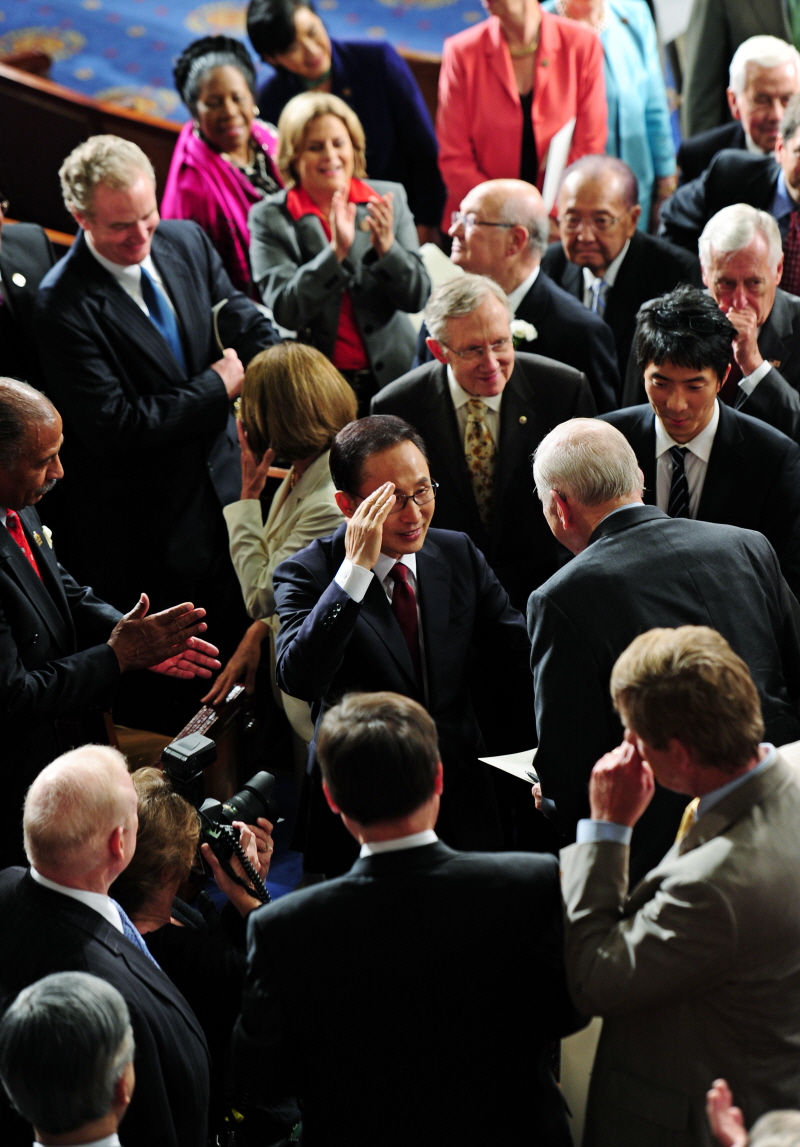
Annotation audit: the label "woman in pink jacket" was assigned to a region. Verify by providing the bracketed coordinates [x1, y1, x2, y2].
[162, 36, 283, 298]
[436, 0, 607, 226]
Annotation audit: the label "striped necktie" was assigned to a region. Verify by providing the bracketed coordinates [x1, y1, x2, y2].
[112, 899, 161, 968]
[590, 279, 610, 316]
[667, 446, 691, 518]
[139, 266, 187, 374]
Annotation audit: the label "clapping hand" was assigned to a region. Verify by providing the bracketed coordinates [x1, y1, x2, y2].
[365, 191, 394, 258]
[330, 189, 356, 261]
[706, 1080, 748, 1147]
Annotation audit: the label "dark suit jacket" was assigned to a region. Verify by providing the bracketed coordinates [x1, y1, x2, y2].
[233, 841, 584, 1147]
[0, 222, 56, 383]
[0, 869, 210, 1147]
[600, 403, 800, 597]
[527, 505, 800, 882]
[677, 121, 746, 185]
[273, 526, 532, 872]
[0, 506, 121, 867]
[660, 150, 780, 254]
[371, 354, 597, 609]
[414, 269, 620, 410]
[33, 222, 278, 618]
[541, 230, 701, 376]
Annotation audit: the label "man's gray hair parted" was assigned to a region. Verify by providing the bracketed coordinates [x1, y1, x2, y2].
[699, 204, 783, 270]
[533, 419, 642, 506]
[59, 135, 156, 216]
[424, 273, 512, 343]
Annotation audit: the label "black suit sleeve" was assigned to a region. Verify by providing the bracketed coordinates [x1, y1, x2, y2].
[738, 368, 800, 444]
[755, 439, 800, 599]
[658, 174, 708, 254]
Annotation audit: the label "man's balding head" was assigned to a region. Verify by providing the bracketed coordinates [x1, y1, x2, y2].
[0, 379, 57, 469]
[0, 379, 64, 511]
[557, 156, 641, 277]
[449, 179, 550, 293]
[24, 746, 137, 884]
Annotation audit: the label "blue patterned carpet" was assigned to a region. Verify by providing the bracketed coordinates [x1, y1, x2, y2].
[0, 0, 482, 121]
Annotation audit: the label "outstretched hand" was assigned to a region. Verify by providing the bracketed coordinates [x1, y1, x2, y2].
[149, 637, 221, 680]
[344, 482, 396, 570]
[706, 1080, 748, 1147]
[108, 594, 215, 673]
[237, 419, 275, 501]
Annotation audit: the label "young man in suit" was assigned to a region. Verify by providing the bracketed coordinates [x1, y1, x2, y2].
[527, 418, 800, 882]
[562, 626, 800, 1146]
[603, 286, 800, 598]
[33, 135, 279, 726]
[414, 178, 620, 410]
[678, 36, 800, 185]
[0, 746, 210, 1147]
[373, 274, 596, 610]
[542, 155, 700, 375]
[273, 414, 533, 874]
[233, 690, 584, 1147]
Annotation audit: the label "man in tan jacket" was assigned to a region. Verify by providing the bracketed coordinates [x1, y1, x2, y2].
[561, 625, 800, 1147]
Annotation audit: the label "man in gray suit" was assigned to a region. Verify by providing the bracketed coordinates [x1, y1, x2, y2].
[561, 624, 800, 1147]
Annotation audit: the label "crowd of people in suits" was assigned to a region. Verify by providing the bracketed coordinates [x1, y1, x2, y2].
[6, 2, 800, 1144]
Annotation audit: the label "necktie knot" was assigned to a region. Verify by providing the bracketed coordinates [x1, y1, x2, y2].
[389, 562, 410, 587]
[466, 397, 488, 420]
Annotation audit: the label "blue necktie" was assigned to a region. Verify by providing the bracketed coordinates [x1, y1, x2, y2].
[139, 266, 187, 374]
[112, 899, 161, 968]
[590, 279, 610, 317]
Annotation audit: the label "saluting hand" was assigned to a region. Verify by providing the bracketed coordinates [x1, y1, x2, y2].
[344, 482, 396, 570]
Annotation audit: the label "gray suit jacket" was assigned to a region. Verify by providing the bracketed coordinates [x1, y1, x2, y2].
[561, 754, 800, 1147]
[248, 181, 430, 389]
[682, 0, 790, 136]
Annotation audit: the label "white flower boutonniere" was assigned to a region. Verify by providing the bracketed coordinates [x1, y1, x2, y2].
[510, 319, 537, 347]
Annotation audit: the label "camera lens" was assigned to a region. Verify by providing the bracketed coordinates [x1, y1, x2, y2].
[220, 771, 280, 825]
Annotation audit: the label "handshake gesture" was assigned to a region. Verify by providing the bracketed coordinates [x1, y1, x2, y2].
[107, 593, 221, 680]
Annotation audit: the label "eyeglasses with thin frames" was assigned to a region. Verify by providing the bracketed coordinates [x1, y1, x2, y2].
[351, 481, 440, 515]
[558, 209, 631, 234]
[450, 211, 515, 233]
[440, 337, 513, 363]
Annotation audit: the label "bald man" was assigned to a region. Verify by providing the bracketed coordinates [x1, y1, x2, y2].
[417, 179, 619, 409]
[542, 156, 701, 374]
[0, 746, 210, 1147]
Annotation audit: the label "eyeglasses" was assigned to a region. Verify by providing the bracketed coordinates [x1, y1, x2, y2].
[450, 211, 515, 233]
[440, 337, 513, 363]
[559, 210, 630, 234]
[352, 481, 439, 515]
[648, 309, 721, 333]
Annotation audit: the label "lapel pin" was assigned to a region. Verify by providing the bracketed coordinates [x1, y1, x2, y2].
[519, 415, 527, 424]
[11, 272, 26, 288]
[33, 532, 43, 546]
[540, 58, 549, 66]
[770, 359, 781, 368]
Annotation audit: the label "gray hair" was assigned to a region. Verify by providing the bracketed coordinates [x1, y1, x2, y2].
[59, 135, 156, 216]
[24, 745, 133, 873]
[496, 194, 550, 256]
[0, 972, 134, 1135]
[750, 1110, 800, 1147]
[699, 203, 783, 270]
[424, 273, 512, 343]
[729, 35, 800, 96]
[0, 379, 57, 469]
[533, 419, 642, 506]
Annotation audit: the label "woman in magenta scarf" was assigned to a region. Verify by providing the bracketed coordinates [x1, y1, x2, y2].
[162, 36, 282, 297]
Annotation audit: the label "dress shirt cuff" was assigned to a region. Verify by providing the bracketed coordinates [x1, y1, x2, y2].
[334, 559, 374, 602]
[576, 819, 632, 846]
[739, 359, 772, 395]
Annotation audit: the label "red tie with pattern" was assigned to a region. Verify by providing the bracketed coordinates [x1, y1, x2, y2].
[5, 510, 42, 580]
[783, 209, 800, 297]
[388, 563, 423, 683]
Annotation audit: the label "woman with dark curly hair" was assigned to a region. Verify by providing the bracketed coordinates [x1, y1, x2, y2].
[161, 35, 282, 296]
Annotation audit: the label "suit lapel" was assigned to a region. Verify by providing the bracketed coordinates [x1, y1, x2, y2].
[603, 232, 642, 325]
[494, 365, 538, 517]
[359, 574, 419, 689]
[758, 288, 795, 380]
[677, 756, 791, 858]
[415, 537, 451, 709]
[621, 408, 657, 505]
[560, 260, 583, 301]
[424, 365, 482, 527]
[0, 513, 72, 648]
[697, 404, 742, 519]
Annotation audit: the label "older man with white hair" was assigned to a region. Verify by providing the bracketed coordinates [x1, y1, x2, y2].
[0, 745, 209, 1147]
[527, 418, 800, 882]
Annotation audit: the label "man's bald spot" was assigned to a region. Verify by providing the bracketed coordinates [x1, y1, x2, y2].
[0, 379, 58, 469]
[534, 417, 642, 505]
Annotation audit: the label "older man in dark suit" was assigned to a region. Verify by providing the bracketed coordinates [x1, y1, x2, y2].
[373, 274, 596, 610]
[542, 156, 700, 375]
[33, 135, 279, 725]
[0, 745, 210, 1147]
[528, 418, 800, 884]
[233, 691, 584, 1147]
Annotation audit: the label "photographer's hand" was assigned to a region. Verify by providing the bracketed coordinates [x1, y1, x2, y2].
[249, 817, 275, 880]
[201, 822, 265, 916]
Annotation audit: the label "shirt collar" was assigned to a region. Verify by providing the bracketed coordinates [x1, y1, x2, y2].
[697, 744, 776, 818]
[582, 239, 630, 290]
[373, 551, 417, 585]
[773, 171, 795, 222]
[360, 829, 438, 857]
[654, 399, 720, 460]
[446, 365, 504, 412]
[506, 264, 540, 313]
[85, 230, 158, 285]
[744, 130, 768, 155]
[30, 868, 123, 932]
[35, 1138, 121, 1147]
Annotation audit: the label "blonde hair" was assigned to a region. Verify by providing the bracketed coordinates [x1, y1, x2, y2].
[241, 342, 358, 460]
[59, 135, 156, 216]
[276, 91, 367, 188]
[611, 626, 764, 772]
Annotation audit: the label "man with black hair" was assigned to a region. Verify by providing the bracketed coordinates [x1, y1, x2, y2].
[601, 286, 800, 598]
[272, 413, 532, 876]
[233, 690, 584, 1147]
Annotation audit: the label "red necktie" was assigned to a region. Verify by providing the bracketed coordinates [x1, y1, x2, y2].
[388, 563, 422, 683]
[783, 210, 800, 297]
[5, 509, 42, 580]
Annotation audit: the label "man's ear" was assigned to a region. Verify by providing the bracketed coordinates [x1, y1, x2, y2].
[552, 490, 571, 529]
[433, 760, 444, 796]
[426, 337, 449, 365]
[507, 224, 530, 256]
[108, 824, 126, 862]
[322, 780, 341, 815]
[334, 490, 355, 519]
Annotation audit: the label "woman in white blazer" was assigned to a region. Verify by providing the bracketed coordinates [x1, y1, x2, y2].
[202, 342, 357, 741]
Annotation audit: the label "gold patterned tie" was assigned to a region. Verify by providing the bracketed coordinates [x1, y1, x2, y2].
[465, 398, 497, 528]
[674, 797, 700, 844]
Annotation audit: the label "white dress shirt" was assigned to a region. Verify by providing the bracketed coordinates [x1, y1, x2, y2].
[36, 1137, 121, 1147]
[506, 265, 540, 314]
[582, 240, 631, 308]
[30, 868, 123, 933]
[446, 366, 502, 446]
[360, 829, 438, 857]
[654, 400, 720, 517]
[85, 232, 176, 318]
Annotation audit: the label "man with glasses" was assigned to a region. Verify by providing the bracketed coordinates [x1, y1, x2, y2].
[542, 155, 700, 375]
[272, 413, 532, 877]
[372, 274, 596, 611]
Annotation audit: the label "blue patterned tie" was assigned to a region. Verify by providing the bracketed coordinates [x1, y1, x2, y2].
[139, 266, 187, 374]
[590, 279, 610, 317]
[667, 446, 691, 518]
[112, 899, 161, 968]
